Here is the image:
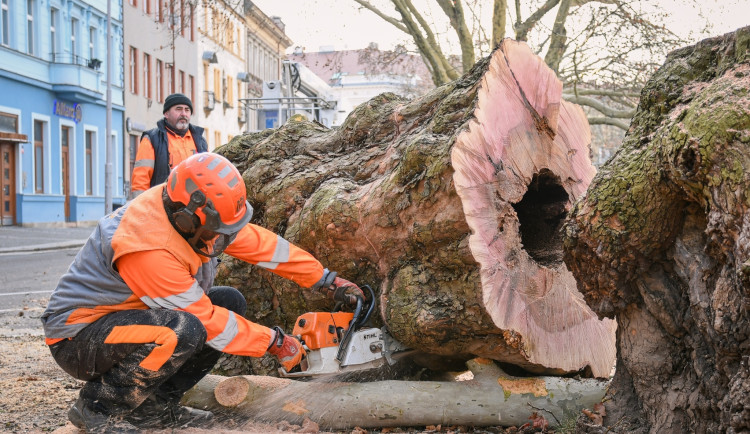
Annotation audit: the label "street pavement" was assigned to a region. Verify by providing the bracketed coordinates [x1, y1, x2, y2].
[0, 224, 95, 254]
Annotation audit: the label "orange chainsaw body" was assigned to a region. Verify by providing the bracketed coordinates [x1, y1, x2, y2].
[292, 312, 354, 350]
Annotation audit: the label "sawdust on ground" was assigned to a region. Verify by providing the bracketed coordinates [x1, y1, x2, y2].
[0, 312, 513, 434]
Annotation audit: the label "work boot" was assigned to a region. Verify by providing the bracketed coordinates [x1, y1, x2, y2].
[125, 394, 214, 429]
[68, 396, 139, 433]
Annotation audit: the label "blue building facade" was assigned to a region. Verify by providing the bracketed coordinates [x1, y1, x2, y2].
[0, 0, 125, 226]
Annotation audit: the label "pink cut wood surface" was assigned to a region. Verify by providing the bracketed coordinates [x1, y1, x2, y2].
[451, 39, 616, 377]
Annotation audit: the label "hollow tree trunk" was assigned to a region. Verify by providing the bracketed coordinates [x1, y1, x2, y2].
[216, 39, 615, 378]
[184, 359, 607, 429]
[563, 27, 750, 433]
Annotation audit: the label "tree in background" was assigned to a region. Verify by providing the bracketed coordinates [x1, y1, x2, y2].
[352, 0, 711, 134]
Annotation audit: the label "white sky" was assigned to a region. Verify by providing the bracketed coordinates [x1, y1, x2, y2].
[251, 0, 749, 53]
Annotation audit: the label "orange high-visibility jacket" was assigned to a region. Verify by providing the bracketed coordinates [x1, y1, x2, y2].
[131, 124, 204, 195]
[41, 186, 325, 357]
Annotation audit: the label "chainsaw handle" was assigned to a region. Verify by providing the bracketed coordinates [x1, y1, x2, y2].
[332, 285, 375, 325]
[335, 295, 363, 363]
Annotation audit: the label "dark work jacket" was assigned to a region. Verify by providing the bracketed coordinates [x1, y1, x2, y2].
[140, 119, 208, 187]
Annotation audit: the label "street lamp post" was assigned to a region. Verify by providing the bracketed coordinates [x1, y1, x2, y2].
[104, 0, 113, 214]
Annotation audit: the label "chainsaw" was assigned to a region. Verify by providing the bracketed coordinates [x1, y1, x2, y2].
[278, 284, 411, 378]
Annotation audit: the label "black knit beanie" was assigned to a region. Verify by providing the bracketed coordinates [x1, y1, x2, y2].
[163, 93, 193, 113]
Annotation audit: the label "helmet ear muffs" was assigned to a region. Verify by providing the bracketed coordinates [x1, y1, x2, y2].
[173, 190, 207, 234]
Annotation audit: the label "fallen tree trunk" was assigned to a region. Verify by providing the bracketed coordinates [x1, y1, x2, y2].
[216, 38, 615, 377]
[184, 359, 608, 429]
[563, 27, 750, 433]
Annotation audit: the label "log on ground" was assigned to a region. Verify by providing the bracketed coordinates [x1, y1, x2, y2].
[185, 359, 607, 429]
[216, 38, 615, 377]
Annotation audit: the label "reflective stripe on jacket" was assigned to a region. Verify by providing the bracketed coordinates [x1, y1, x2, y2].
[41, 185, 325, 357]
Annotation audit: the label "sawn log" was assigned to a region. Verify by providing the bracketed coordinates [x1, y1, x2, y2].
[183, 359, 607, 429]
[216, 38, 615, 377]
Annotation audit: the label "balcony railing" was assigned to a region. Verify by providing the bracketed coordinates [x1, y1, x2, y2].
[50, 53, 102, 70]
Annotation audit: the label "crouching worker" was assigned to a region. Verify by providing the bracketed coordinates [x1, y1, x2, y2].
[41, 153, 358, 432]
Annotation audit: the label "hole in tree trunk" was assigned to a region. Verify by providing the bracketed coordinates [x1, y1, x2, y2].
[512, 169, 569, 267]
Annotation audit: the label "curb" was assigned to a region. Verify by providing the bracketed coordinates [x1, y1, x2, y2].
[0, 240, 88, 254]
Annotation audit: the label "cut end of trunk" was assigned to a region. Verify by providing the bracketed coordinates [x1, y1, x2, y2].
[215, 375, 292, 407]
[451, 39, 615, 377]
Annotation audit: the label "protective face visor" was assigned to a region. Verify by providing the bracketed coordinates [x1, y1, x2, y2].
[180, 191, 253, 257]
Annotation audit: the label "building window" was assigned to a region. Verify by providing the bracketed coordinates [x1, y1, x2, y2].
[129, 46, 138, 94]
[71, 18, 78, 59]
[166, 64, 173, 94]
[33, 120, 44, 193]
[236, 27, 241, 55]
[26, 0, 34, 55]
[187, 4, 193, 41]
[226, 75, 233, 107]
[0, 112, 18, 133]
[1, 0, 9, 46]
[155, 0, 162, 22]
[213, 69, 221, 102]
[214, 131, 220, 149]
[143, 53, 151, 99]
[88, 27, 96, 61]
[127, 134, 137, 187]
[188, 74, 194, 103]
[179, 0, 185, 36]
[168, 0, 176, 30]
[156, 59, 163, 102]
[142, 0, 149, 14]
[85, 131, 94, 195]
[178, 70, 184, 93]
[129, 0, 135, 7]
[50, 8, 57, 60]
[261, 49, 267, 80]
[61, 125, 70, 193]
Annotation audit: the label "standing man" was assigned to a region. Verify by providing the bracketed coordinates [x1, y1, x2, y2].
[43, 153, 359, 432]
[131, 93, 208, 199]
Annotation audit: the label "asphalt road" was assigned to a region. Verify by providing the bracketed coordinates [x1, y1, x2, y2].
[0, 247, 79, 335]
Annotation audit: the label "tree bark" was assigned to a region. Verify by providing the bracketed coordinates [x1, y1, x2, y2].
[216, 39, 615, 378]
[563, 26, 750, 433]
[185, 359, 608, 429]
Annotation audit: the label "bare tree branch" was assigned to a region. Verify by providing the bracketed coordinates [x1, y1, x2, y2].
[544, 0, 572, 72]
[514, 0, 560, 41]
[587, 116, 630, 130]
[435, 0, 475, 71]
[492, 0, 508, 47]
[353, 0, 408, 32]
[563, 88, 639, 99]
[353, 0, 705, 135]
[563, 94, 636, 118]
[401, 0, 459, 80]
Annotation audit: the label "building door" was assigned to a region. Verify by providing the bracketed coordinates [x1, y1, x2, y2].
[0, 142, 16, 226]
[61, 126, 71, 221]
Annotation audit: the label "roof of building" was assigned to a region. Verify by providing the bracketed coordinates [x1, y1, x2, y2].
[288, 46, 433, 93]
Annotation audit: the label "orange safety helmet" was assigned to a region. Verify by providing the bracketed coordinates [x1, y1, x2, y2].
[166, 153, 252, 256]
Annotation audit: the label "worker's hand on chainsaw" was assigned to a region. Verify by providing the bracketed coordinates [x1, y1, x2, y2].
[332, 276, 365, 299]
[267, 326, 306, 372]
